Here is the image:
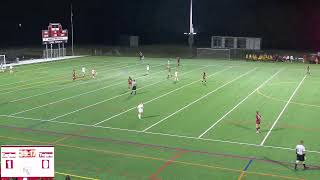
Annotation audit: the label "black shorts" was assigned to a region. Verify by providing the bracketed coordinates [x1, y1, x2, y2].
[132, 86, 137, 90]
[296, 154, 305, 161]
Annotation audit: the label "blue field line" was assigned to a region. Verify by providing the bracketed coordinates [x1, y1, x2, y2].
[243, 159, 254, 172]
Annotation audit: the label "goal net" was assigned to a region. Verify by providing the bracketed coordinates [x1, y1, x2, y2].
[197, 48, 231, 60]
[0, 55, 6, 65]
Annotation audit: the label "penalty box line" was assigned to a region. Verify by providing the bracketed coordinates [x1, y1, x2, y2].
[1, 114, 320, 155]
[142, 68, 257, 132]
[10, 64, 165, 116]
[9, 63, 153, 103]
[260, 75, 307, 146]
[0, 60, 128, 88]
[198, 69, 283, 138]
[51, 65, 212, 121]
[93, 65, 229, 126]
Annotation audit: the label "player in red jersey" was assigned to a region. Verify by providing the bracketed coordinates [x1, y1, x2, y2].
[128, 76, 132, 89]
[72, 69, 76, 81]
[177, 57, 181, 67]
[202, 72, 207, 85]
[256, 111, 261, 133]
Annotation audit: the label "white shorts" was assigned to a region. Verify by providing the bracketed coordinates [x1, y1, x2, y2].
[138, 110, 143, 113]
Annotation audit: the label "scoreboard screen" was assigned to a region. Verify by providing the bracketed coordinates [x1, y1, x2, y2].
[1, 145, 54, 178]
[42, 23, 68, 44]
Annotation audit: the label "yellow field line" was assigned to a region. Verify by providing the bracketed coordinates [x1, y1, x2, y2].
[52, 136, 70, 144]
[51, 129, 88, 144]
[257, 89, 320, 108]
[0, 135, 305, 180]
[55, 172, 100, 180]
[267, 81, 297, 86]
[238, 171, 245, 180]
[0, 75, 66, 92]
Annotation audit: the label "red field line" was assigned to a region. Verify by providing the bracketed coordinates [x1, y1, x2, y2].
[1, 124, 319, 169]
[149, 151, 186, 180]
[0, 135, 308, 180]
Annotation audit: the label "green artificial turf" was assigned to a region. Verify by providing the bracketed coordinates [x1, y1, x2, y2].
[0, 56, 319, 180]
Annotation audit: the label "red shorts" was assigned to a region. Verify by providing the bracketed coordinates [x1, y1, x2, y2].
[256, 121, 260, 125]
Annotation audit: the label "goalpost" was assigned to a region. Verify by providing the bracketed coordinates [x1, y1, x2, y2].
[0, 54, 6, 65]
[0, 55, 6, 72]
[197, 48, 231, 60]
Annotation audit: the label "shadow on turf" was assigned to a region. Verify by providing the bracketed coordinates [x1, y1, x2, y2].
[232, 122, 252, 131]
[143, 115, 160, 119]
[263, 156, 295, 171]
[26, 121, 49, 129]
[263, 156, 320, 171]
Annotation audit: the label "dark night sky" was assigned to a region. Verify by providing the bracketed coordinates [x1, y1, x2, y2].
[1, 0, 320, 50]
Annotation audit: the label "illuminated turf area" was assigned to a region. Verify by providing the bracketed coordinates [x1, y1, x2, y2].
[0, 56, 319, 179]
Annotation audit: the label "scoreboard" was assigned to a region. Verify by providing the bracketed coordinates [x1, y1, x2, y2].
[42, 23, 68, 44]
[1, 145, 54, 178]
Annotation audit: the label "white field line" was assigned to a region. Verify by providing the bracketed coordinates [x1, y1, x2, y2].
[142, 68, 257, 132]
[92, 66, 228, 126]
[9, 63, 161, 103]
[260, 75, 307, 146]
[0, 114, 319, 154]
[10, 64, 164, 116]
[52, 65, 214, 121]
[198, 69, 283, 138]
[0, 60, 127, 87]
[4, 63, 128, 92]
[0, 63, 137, 95]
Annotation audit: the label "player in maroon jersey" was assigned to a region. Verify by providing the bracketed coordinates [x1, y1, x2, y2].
[72, 69, 76, 81]
[202, 72, 207, 85]
[128, 76, 132, 89]
[177, 57, 181, 67]
[256, 111, 261, 133]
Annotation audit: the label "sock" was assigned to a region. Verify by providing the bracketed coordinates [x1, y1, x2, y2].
[138, 114, 141, 119]
[295, 164, 297, 169]
[303, 164, 306, 168]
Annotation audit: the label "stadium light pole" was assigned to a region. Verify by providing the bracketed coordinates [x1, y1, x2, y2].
[70, 3, 74, 56]
[184, 0, 197, 49]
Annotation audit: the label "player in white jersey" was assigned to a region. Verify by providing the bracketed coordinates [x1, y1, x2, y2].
[81, 66, 86, 77]
[91, 69, 96, 79]
[174, 70, 178, 82]
[0, 63, 3, 72]
[131, 80, 137, 95]
[146, 64, 150, 75]
[137, 102, 144, 119]
[295, 140, 308, 170]
[9, 65, 13, 74]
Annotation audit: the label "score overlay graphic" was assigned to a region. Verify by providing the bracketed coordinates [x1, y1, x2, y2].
[1, 145, 54, 178]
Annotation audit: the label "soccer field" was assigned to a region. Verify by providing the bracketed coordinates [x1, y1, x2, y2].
[0, 56, 319, 180]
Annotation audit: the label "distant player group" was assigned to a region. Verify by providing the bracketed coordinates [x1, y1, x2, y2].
[0, 63, 14, 74]
[72, 66, 96, 81]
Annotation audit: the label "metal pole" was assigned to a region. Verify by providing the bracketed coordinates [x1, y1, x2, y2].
[50, 44, 53, 58]
[45, 44, 48, 59]
[62, 43, 65, 56]
[58, 43, 61, 57]
[71, 3, 74, 56]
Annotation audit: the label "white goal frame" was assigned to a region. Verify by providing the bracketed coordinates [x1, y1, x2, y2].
[0, 54, 6, 65]
[197, 48, 231, 60]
